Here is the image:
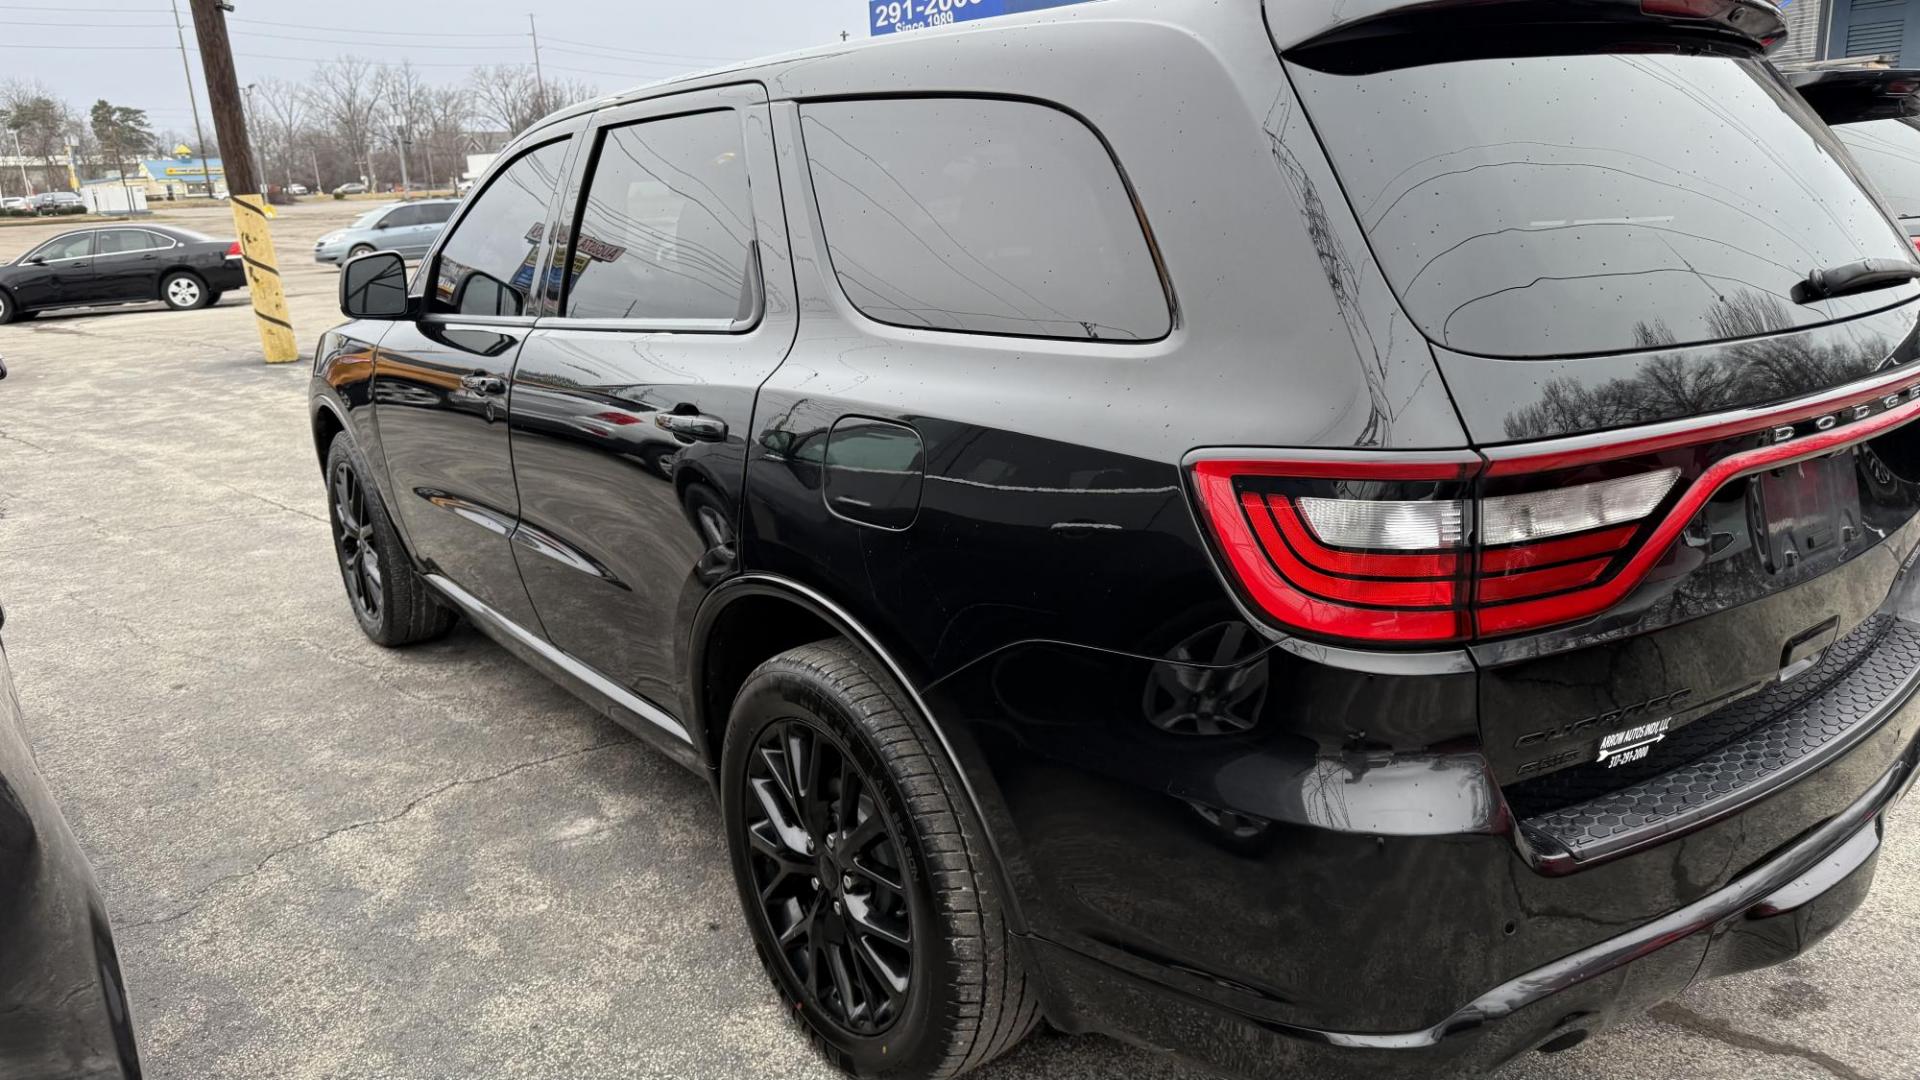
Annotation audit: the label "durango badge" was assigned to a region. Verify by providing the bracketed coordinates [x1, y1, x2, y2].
[1597, 719, 1672, 768]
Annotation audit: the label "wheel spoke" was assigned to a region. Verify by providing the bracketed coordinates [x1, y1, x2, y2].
[849, 854, 904, 898]
[845, 893, 910, 949]
[826, 942, 859, 1021]
[749, 777, 811, 856]
[839, 813, 886, 860]
[854, 935, 911, 1000]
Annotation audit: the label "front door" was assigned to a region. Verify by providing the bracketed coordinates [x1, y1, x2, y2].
[371, 132, 580, 630]
[508, 85, 796, 711]
[12, 232, 95, 308]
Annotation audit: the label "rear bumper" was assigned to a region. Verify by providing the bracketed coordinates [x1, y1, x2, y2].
[1029, 729, 1913, 1079]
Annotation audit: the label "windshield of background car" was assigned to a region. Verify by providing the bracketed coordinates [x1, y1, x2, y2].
[1287, 52, 1916, 358]
[1832, 117, 1920, 221]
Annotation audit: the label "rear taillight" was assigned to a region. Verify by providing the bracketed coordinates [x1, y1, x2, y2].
[225, 241, 242, 257]
[1192, 377, 1920, 645]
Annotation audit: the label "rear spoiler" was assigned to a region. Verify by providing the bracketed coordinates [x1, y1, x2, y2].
[1276, 0, 1786, 56]
[1785, 67, 1920, 125]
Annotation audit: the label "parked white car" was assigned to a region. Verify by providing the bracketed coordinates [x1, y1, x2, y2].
[288, 184, 310, 196]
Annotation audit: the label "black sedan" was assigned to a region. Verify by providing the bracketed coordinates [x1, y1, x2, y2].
[0, 224, 248, 324]
[0, 594, 143, 1078]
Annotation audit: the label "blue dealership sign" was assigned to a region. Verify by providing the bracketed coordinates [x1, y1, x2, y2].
[870, 0, 1090, 35]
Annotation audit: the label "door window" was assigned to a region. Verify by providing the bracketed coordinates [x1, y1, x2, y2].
[418, 202, 457, 225]
[96, 230, 160, 255]
[562, 110, 757, 323]
[432, 139, 571, 318]
[30, 232, 94, 261]
[382, 204, 425, 229]
[799, 97, 1170, 341]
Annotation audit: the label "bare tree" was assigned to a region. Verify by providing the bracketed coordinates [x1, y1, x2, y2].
[422, 85, 471, 190]
[466, 64, 544, 136]
[254, 78, 308, 191]
[307, 56, 385, 191]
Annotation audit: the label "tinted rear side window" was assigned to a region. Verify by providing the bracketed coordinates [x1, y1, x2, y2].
[800, 97, 1168, 341]
[564, 110, 756, 323]
[1290, 54, 1914, 358]
[1833, 118, 1920, 221]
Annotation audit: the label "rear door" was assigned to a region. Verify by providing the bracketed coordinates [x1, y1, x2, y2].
[507, 83, 795, 711]
[406, 202, 457, 258]
[370, 127, 581, 631]
[91, 229, 167, 301]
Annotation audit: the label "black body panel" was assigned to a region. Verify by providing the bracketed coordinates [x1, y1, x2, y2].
[0, 640, 142, 1080]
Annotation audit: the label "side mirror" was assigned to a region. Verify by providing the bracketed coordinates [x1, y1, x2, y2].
[339, 251, 411, 320]
[24, 256, 44, 266]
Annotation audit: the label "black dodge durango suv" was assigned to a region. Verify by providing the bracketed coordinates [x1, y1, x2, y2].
[308, 1, 1920, 1076]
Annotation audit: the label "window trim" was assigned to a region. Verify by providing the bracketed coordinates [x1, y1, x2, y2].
[546, 85, 769, 335]
[792, 91, 1179, 346]
[420, 130, 580, 327]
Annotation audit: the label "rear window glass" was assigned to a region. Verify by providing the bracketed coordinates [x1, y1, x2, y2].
[1833, 118, 1920, 221]
[1289, 54, 1914, 358]
[800, 97, 1169, 342]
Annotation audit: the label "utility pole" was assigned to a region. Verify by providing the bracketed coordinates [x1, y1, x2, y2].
[187, 0, 297, 364]
[8, 129, 31, 197]
[171, 0, 216, 199]
[528, 13, 548, 116]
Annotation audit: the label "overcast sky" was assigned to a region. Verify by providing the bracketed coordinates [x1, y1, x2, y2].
[3, 0, 859, 139]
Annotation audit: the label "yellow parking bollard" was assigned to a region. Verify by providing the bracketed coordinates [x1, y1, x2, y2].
[228, 193, 298, 364]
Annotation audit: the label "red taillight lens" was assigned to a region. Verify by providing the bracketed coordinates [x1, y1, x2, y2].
[1191, 455, 1479, 644]
[226, 241, 242, 257]
[1194, 375, 1920, 645]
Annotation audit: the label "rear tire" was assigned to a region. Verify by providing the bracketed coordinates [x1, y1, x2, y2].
[721, 640, 1042, 1079]
[323, 433, 456, 646]
[160, 271, 210, 311]
[0, 289, 16, 325]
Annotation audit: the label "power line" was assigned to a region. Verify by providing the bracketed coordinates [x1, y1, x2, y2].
[542, 36, 742, 64]
[541, 46, 693, 71]
[226, 15, 523, 38]
[231, 29, 531, 50]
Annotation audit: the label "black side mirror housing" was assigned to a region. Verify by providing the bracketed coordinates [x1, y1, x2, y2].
[339, 251, 411, 320]
[24, 256, 44, 266]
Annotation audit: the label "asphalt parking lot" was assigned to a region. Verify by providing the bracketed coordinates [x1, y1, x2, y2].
[0, 200, 1917, 1080]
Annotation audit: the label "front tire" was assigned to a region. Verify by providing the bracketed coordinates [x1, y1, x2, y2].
[323, 433, 456, 646]
[721, 640, 1041, 1079]
[160, 271, 210, 311]
[348, 243, 375, 260]
[0, 289, 16, 325]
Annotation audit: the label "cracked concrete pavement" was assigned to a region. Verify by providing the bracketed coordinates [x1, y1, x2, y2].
[0, 203, 1916, 1079]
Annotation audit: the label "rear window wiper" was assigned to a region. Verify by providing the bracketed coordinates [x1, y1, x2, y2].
[1795, 258, 1920, 303]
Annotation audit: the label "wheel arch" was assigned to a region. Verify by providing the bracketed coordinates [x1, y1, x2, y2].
[689, 573, 1031, 933]
[311, 398, 347, 473]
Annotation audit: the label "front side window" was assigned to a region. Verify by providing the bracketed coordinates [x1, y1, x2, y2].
[32, 232, 93, 261]
[799, 97, 1170, 342]
[380, 205, 422, 229]
[563, 110, 757, 323]
[432, 138, 570, 318]
[419, 202, 457, 225]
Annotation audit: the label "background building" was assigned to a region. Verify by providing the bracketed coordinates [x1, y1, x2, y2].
[137, 156, 224, 200]
[1774, 0, 1920, 65]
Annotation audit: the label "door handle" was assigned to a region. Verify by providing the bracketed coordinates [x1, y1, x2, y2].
[459, 372, 507, 395]
[656, 411, 727, 442]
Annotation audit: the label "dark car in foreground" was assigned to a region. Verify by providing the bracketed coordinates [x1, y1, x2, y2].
[0, 225, 246, 324]
[309, 1, 1920, 1076]
[0, 594, 143, 1079]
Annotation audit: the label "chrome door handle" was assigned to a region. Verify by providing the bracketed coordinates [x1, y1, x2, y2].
[656, 412, 727, 442]
[459, 372, 506, 395]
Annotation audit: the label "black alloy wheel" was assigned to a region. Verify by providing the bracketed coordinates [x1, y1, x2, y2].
[330, 457, 382, 624]
[722, 641, 1042, 1079]
[744, 716, 917, 1038]
[322, 433, 456, 646]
